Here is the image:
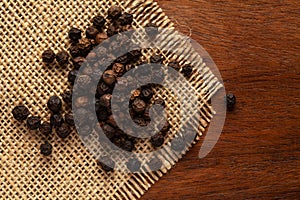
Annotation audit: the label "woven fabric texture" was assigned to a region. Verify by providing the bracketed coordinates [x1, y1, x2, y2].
[0, 0, 222, 199]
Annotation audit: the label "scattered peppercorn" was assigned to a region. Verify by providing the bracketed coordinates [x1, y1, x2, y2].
[126, 157, 141, 172]
[68, 27, 82, 42]
[168, 61, 180, 71]
[39, 122, 52, 136]
[86, 26, 99, 40]
[95, 32, 108, 44]
[40, 142, 53, 156]
[119, 12, 133, 25]
[150, 54, 163, 63]
[96, 82, 111, 97]
[12, 105, 30, 122]
[69, 45, 81, 58]
[106, 23, 117, 37]
[102, 70, 116, 85]
[97, 156, 115, 172]
[99, 94, 112, 108]
[72, 56, 86, 70]
[108, 6, 122, 20]
[112, 63, 125, 76]
[56, 123, 72, 139]
[27, 116, 41, 130]
[50, 113, 64, 128]
[64, 113, 75, 126]
[42, 49, 56, 63]
[92, 15, 106, 30]
[140, 86, 154, 101]
[56, 50, 69, 66]
[226, 93, 236, 111]
[132, 98, 146, 114]
[102, 123, 116, 139]
[181, 64, 193, 78]
[77, 38, 93, 57]
[47, 96, 62, 113]
[150, 133, 164, 147]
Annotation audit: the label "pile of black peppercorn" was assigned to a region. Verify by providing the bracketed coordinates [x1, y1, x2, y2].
[12, 5, 236, 172]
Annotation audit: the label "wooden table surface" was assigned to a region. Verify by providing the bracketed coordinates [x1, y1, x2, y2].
[142, 0, 300, 199]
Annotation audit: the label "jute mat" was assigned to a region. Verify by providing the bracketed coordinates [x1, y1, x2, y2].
[0, 0, 223, 199]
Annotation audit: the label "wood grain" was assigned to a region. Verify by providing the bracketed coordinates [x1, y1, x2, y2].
[142, 0, 300, 199]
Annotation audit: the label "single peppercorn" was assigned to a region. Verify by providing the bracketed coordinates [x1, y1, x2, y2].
[12, 105, 30, 122]
[56, 124, 72, 139]
[92, 15, 106, 30]
[226, 93, 236, 111]
[102, 123, 116, 139]
[168, 61, 181, 71]
[40, 142, 52, 156]
[121, 139, 135, 152]
[69, 45, 81, 58]
[86, 26, 99, 39]
[112, 63, 125, 76]
[96, 82, 112, 97]
[181, 64, 193, 78]
[50, 113, 64, 128]
[62, 91, 72, 105]
[68, 27, 82, 42]
[140, 86, 154, 101]
[119, 12, 133, 25]
[108, 6, 122, 20]
[106, 24, 117, 37]
[96, 106, 109, 122]
[97, 156, 115, 172]
[64, 113, 75, 126]
[56, 50, 69, 66]
[95, 32, 108, 44]
[102, 70, 116, 85]
[39, 122, 52, 136]
[27, 116, 41, 130]
[99, 94, 112, 108]
[126, 157, 141, 172]
[47, 96, 62, 113]
[42, 49, 56, 64]
[68, 69, 78, 85]
[161, 121, 170, 133]
[77, 38, 93, 57]
[150, 133, 165, 147]
[132, 98, 146, 114]
[72, 56, 86, 70]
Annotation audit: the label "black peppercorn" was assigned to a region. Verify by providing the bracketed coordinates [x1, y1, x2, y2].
[39, 122, 52, 136]
[86, 26, 99, 40]
[56, 50, 69, 66]
[42, 49, 56, 64]
[68, 69, 78, 85]
[62, 91, 72, 105]
[56, 123, 72, 139]
[97, 156, 115, 172]
[99, 94, 112, 108]
[150, 133, 164, 147]
[106, 24, 118, 37]
[119, 12, 133, 25]
[95, 32, 108, 44]
[132, 98, 146, 114]
[77, 38, 93, 57]
[64, 113, 75, 126]
[27, 116, 41, 130]
[40, 142, 52, 156]
[106, 115, 117, 127]
[126, 157, 141, 172]
[121, 139, 135, 152]
[140, 86, 154, 101]
[92, 15, 106, 30]
[108, 6, 122, 20]
[50, 113, 64, 128]
[112, 63, 125, 76]
[181, 64, 193, 78]
[68, 27, 82, 42]
[161, 121, 170, 133]
[226, 93, 236, 111]
[168, 61, 180, 71]
[47, 96, 62, 113]
[12, 105, 30, 122]
[96, 106, 109, 122]
[102, 123, 116, 139]
[72, 57, 86, 70]
[96, 82, 111, 97]
[102, 70, 116, 85]
[69, 45, 81, 58]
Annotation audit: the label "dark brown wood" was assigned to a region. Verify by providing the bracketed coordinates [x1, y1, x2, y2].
[142, 0, 300, 199]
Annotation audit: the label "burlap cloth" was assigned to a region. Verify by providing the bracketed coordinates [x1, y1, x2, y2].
[0, 0, 223, 199]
